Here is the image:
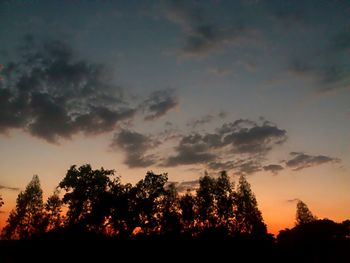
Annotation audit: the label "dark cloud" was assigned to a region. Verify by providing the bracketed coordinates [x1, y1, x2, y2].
[110, 129, 159, 168]
[187, 114, 214, 129]
[157, 125, 182, 142]
[163, 119, 286, 171]
[289, 58, 350, 92]
[286, 198, 299, 203]
[286, 152, 340, 171]
[289, 27, 350, 92]
[165, 0, 253, 57]
[218, 111, 227, 119]
[142, 89, 178, 121]
[209, 159, 262, 176]
[219, 119, 287, 155]
[182, 24, 249, 57]
[187, 112, 227, 129]
[263, 164, 284, 175]
[167, 180, 199, 192]
[163, 133, 217, 166]
[233, 159, 262, 175]
[0, 185, 20, 191]
[0, 36, 135, 143]
[208, 160, 236, 171]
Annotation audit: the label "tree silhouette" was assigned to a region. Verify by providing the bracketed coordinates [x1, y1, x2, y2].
[0, 195, 3, 208]
[179, 191, 196, 235]
[235, 175, 266, 235]
[44, 189, 63, 231]
[159, 182, 181, 235]
[59, 164, 115, 233]
[133, 171, 168, 234]
[109, 180, 137, 237]
[295, 200, 316, 225]
[196, 175, 216, 230]
[1, 175, 45, 239]
[214, 171, 235, 233]
[0, 164, 278, 242]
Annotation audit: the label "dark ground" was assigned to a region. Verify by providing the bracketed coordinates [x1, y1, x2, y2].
[1, 236, 349, 263]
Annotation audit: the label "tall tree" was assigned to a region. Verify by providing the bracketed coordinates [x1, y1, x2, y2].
[133, 171, 168, 234]
[59, 164, 115, 232]
[44, 189, 63, 231]
[235, 175, 266, 235]
[214, 171, 235, 232]
[179, 191, 196, 234]
[109, 181, 135, 237]
[160, 182, 181, 235]
[295, 200, 316, 225]
[196, 175, 216, 229]
[1, 175, 45, 239]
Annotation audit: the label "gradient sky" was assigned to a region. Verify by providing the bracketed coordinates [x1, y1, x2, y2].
[0, 0, 349, 234]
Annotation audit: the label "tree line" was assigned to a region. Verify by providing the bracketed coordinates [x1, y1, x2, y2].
[0, 164, 267, 240]
[0, 164, 349, 246]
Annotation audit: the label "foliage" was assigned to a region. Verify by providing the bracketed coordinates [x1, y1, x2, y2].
[44, 189, 63, 231]
[58, 164, 115, 232]
[295, 200, 317, 226]
[1, 164, 268, 240]
[235, 175, 267, 235]
[1, 175, 45, 239]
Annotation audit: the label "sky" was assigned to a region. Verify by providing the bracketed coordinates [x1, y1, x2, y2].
[0, 0, 349, 235]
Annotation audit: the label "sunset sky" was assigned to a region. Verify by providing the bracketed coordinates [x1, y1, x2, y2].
[0, 0, 349, 234]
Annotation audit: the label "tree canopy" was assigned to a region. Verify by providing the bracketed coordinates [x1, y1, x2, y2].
[1, 175, 45, 239]
[295, 200, 317, 226]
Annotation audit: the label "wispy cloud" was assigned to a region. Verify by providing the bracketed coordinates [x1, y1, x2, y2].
[263, 164, 284, 175]
[286, 152, 340, 171]
[110, 129, 159, 168]
[168, 180, 199, 192]
[142, 89, 179, 121]
[162, 118, 287, 175]
[164, 0, 255, 57]
[0, 185, 20, 191]
[286, 198, 299, 203]
[207, 67, 233, 76]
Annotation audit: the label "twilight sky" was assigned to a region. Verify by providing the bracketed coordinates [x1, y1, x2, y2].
[0, 0, 349, 234]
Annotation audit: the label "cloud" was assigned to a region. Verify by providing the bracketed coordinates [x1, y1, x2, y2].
[286, 198, 299, 203]
[0, 36, 135, 143]
[288, 28, 350, 92]
[218, 111, 227, 119]
[142, 89, 178, 121]
[186, 114, 214, 129]
[157, 122, 182, 142]
[187, 112, 227, 129]
[288, 58, 350, 92]
[163, 119, 287, 171]
[218, 119, 287, 155]
[164, 0, 254, 57]
[182, 24, 249, 57]
[263, 164, 284, 175]
[168, 180, 199, 192]
[286, 152, 340, 171]
[110, 129, 159, 168]
[163, 133, 217, 166]
[0, 185, 20, 191]
[209, 159, 262, 175]
[207, 67, 233, 76]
